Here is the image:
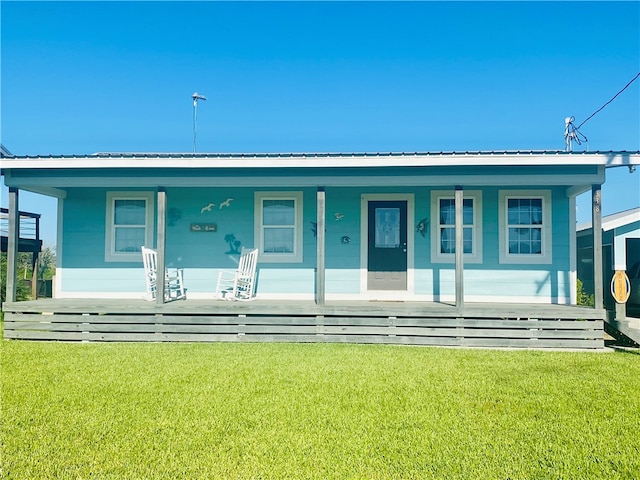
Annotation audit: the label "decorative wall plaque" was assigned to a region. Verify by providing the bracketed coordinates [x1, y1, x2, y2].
[190, 223, 217, 232]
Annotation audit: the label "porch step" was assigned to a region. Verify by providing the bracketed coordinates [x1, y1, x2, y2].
[605, 316, 640, 347]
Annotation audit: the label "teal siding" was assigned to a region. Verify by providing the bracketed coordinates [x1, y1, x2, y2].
[324, 187, 365, 294]
[59, 184, 574, 301]
[61, 188, 155, 292]
[414, 269, 570, 299]
[61, 268, 147, 292]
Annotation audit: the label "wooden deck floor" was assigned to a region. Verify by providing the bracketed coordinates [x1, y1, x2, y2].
[3, 298, 606, 349]
[2, 297, 606, 318]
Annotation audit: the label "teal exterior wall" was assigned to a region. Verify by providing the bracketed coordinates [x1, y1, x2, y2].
[58, 184, 574, 301]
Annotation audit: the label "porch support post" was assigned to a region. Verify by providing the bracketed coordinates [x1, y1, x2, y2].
[592, 184, 603, 310]
[316, 187, 326, 305]
[31, 251, 40, 299]
[6, 187, 19, 303]
[156, 187, 167, 305]
[455, 186, 464, 310]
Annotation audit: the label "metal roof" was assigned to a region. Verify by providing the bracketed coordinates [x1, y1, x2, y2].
[4, 149, 640, 159]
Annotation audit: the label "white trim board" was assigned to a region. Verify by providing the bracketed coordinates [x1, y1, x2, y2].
[360, 193, 415, 296]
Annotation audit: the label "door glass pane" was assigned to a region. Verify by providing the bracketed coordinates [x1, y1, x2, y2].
[375, 208, 400, 248]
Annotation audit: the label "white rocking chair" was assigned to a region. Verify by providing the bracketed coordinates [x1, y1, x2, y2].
[142, 246, 186, 302]
[215, 247, 259, 301]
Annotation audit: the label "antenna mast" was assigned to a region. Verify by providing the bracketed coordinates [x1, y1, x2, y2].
[192, 92, 207, 152]
[564, 116, 587, 152]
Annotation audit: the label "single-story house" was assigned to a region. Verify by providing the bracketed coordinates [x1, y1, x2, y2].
[2, 150, 639, 348]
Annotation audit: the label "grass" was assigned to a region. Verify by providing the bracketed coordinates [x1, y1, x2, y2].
[1, 341, 640, 479]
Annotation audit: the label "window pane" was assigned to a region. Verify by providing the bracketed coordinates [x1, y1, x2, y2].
[264, 227, 294, 253]
[439, 227, 474, 254]
[508, 226, 543, 255]
[531, 241, 542, 254]
[439, 199, 473, 225]
[463, 199, 473, 225]
[375, 208, 400, 248]
[439, 199, 454, 225]
[263, 200, 295, 226]
[115, 227, 145, 253]
[439, 198, 475, 254]
[507, 199, 519, 225]
[518, 208, 531, 225]
[440, 227, 454, 253]
[531, 200, 543, 225]
[114, 200, 146, 225]
[508, 197, 543, 227]
[463, 227, 473, 253]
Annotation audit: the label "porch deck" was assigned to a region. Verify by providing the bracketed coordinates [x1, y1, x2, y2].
[3, 298, 606, 349]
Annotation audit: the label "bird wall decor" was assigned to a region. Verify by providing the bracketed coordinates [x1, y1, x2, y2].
[219, 197, 234, 209]
[200, 203, 216, 214]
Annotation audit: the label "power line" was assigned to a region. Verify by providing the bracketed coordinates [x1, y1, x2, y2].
[577, 72, 640, 129]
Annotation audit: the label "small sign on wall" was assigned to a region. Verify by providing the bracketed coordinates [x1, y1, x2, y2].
[190, 223, 217, 232]
[611, 270, 631, 304]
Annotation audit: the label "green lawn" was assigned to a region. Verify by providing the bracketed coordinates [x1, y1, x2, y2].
[1, 341, 639, 479]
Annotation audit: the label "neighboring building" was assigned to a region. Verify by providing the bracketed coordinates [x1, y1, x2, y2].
[577, 207, 640, 344]
[2, 150, 639, 347]
[577, 208, 640, 302]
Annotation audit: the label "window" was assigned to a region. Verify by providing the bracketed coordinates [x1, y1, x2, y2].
[105, 192, 154, 262]
[430, 190, 482, 263]
[499, 190, 552, 264]
[255, 191, 303, 263]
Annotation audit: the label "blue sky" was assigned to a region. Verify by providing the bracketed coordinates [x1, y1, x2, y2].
[1, 1, 639, 247]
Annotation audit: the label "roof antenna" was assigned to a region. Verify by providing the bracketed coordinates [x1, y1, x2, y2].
[192, 92, 207, 152]
[564, 116, 588, 152]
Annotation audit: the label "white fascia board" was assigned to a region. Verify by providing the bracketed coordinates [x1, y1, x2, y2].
[602, 210, 640, 231]
[2, 152, 639, 170]
[3, 173, 607, 189]
[577, 207, 640, 232]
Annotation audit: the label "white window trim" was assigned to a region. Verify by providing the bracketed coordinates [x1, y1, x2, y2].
[430, 190, 483, 264]
[254, 191, 303, 263]
[105, 191, 155, 263]
[499, 189, 552, 265]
